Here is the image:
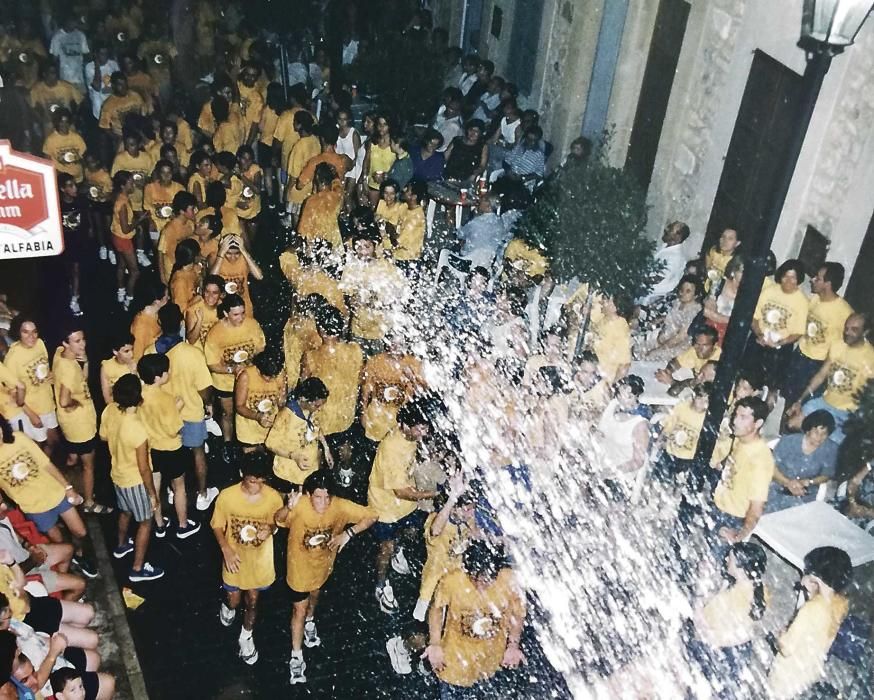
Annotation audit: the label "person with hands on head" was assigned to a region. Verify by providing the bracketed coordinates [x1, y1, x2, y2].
[211, 452, 284, 666]
[274, 470, 377, 685]
[210, 235, 263, 317]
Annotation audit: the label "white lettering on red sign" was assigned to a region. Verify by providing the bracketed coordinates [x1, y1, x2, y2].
[0, 180, 35, 200]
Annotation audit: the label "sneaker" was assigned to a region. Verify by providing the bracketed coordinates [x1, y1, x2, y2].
[116, 288, 126, 303]
[154, 521, 168, 539]
[98, 245, 108, 260]
[391, 547, 411, 576]
[239, 634, 258, 665]
[221, 442, 235, 463]
[386, 635, 412, 675]
[72, 555, 98, 579]
[112, 539, 134, 559]
[69, 297, 82, 316]
[123, 295, 133, 311]
[196, 487, 220, 511]
[205, 417, 222, 437]
[338, 467, 353, 488]
[136, 249, 152, 267]
[176, 519, 201, 539]
[377, 582, 398, 614]
[108, 249, 117, 265]
[288, 655, 307, 684]
[129, 562, 164, 582]
[303, 619, 321, 648]
[219, 603, 236, 627]
[167, 489, 174, 505]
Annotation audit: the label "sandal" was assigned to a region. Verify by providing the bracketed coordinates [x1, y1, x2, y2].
[82, 502, 114, 515]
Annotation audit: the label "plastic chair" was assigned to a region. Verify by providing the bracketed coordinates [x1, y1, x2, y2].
[434, 249, 471, 285]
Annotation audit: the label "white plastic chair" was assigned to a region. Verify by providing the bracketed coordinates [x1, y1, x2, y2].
[434, 249, 470, 285]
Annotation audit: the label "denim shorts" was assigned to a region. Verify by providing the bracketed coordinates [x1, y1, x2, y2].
[26, 497, 73, 533]
[372, 509, 426, 542]
[182, 420, 208, 448]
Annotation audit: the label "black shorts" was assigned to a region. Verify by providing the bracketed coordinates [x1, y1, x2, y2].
[256, 141, 273, 165]
[215, 388, 234, 399]
[288, 586, 314, 603]
[66, 437, 97, 455]
[23, 595, 63, 634]
[150, 447, 191, 480]
[64, 648, 101, 700]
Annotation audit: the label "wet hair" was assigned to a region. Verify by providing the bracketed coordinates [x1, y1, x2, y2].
[379, 178, 400, 197]
[538, 365, 567, 394]
[577, 350, 599, 366]
[692, 381, 713, 399]
[314, 305, 344, 337]
[303, 469, 335, 496]
[198, 213, 223, 239]
[820, 261, 845, 292]
[211, 95, 230, 123]
[727, 542, 768, 620]
[314, 162, 337, 189]
[113, 373, 143, 408]
[462, 540, 504, 581]
[51, 667, 84, 695]
[676, 273, 704, 300]
[254, 348, 284, 377]
[214, 151, 237, 173]
[203, 274, 225, 292]
[157, 302, 183, 332]
[350, 225, 381, 246]
[801, 409, 836, 435]
[733, 396, 769, 424]
[803, 546, 852, 592]
[9, 314, 37, 341]
[319, 122, 339, 145]
[693, 325, 719, 344]
[735, 366, 764, 392]
[406, 179, 428, 204]
[169, 192, 195, 219]
[110, 328, 135, 352]
[612, 294, 635, 321]
[218, 293, 245, 317]
[239, 450, 272, 480]
[397, 399, 430, 430]
[205, 181, 227, 209]
[294, 377, 329, 402]
[137, 353, 169, 384]
[775, 258, 806, 285]
[614, 374, 645, 397]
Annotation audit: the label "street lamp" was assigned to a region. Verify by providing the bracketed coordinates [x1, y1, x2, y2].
[692, 0, 874, 476]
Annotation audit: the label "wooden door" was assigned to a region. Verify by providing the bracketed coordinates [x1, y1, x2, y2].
[625, 0, 690, 191]
[507, 0, 545, 95]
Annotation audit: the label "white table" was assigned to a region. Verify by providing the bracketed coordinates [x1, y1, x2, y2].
[629, 361, 692, 407]
[752, 500, 874, 569]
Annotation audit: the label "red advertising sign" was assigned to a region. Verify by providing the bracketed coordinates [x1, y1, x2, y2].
[0, 141, 64, 259]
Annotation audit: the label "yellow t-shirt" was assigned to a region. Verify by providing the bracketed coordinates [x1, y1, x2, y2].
[823, 340, 874, 412]
[214, 119, 246, 156]
[272, 106, 307, 167]
[157, 217, 194, 279]
[705, 247, 734, 287]
[663, 399, 707, 460]
[768, 593, 848, 699]
[798, 296, 854, 362]
[281, 495, 376, 592]
[0, 363, 22, 421]
[169, 266, 200, 313]
[144, 181, 184, 232]
[139, 384, 183, 451]
[287, 136, 322, 204]
[235, 367, 286, 446]
[419, 512, 473, 604]
[111, 150, 155, 210]
[210, 483, 284, 590]
[186, 297, 220, 348]
[675, 344, 722, 372]
[393, 205, 426, 261]
[98, 92, 146, 136]
[375, 199, 404, 227]
[236, 165, 262, 220]
[236, 82, 264, 126]
[282, 316, 321, 388]
[204, 319, 266, 392]
[258, 106, 279, 147]
[301, 339, 363, 435]
[697, 581, 765, 648]
[30, 80, 80, 122]
[753, 286, 809, 343]
[53, 350, 97, 443]
[165, 341, 213, 422]
[4, 340, 54, 415]
[339, 258, 406, 340]
[503, 238, 548, 277]
[100, 406, 149, 488]
[84, 167, 112, 203]
[433, 568, 525, 688]
[591, 315, 631, 382]
[366, 143, 396, 190]
[713, 436, 775, 518]
[110, 193, 135, 239]
[42, 130, 87, 181]
[215, 253, 252, 314]
[367, 429, 418, 523]
[297, 189, 342, 247]
[361, 352, 424, 442]
[126, 71, 157, 113]
[265, 405, 322, 484]
[130, 311, 160, 362]
[101, 358, 134, 395]
[279, 252, 348, 318]
[0, 564, 29, 620]
[0, 432, 65, 513]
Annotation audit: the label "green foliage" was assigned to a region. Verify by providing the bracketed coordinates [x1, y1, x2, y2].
[512, 151, 662, 300]
[841, 379, 874, 469]
[346, 35, 443, 123]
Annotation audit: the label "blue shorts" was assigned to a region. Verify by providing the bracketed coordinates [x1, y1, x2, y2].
[26, 497, 73, 533]
[802, 396, 850, 444]
[222, 582, 271, 593]
[182, 420, 208, 448]
[372, 509, 426, 543]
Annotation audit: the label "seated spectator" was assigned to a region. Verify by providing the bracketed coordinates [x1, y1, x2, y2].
[456, 192, 510, 269]
[655, 326, 721, 385]
[457, 55, 479, 96]
[638, 221, 692, 306]
[464, 59, 494, 108]
[502, 126, 546, 186]
[590, 294, 634, 383]
[568, 351, 611, 424]
[652, 382, 711, 483]
[596, 375, 650, 494]
[472, 76, 504, 123]
[432, 88, 464, 153]
[523, 327, 572, 385]
[845, 460, 874, 529]
[702, 254, 744, 344]
[704, 228, 741, 290]
[765, 410, 838, 513]
[444, 120, 488, 184]
[409, 130, 446, 182]
[635, 275, 703, 363]
[767, 547, 851, 699]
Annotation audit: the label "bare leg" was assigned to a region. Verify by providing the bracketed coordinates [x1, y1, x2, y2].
[58, 507, 88, 558]
[132, 519, 152, 571]
[376, 539, 395, 587]
[151, 472, 166, 527]
[242, 589, 260, 632]
[193, 445, 208, 496]
[219, 396, 234, 444]
[171, 475, 188, 525]
[290, 598, 308, 652]
[58, 623, 98, 650]
[80, 450, 96, 505]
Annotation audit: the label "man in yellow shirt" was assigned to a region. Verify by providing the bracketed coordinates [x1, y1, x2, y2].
[157, 191, 196, 283]
[656, 326, 722, 386]
[98, 72, 146, 147]
[652, 382, 711, 483]
[99, 375, 163, 582]
[388, 179, 427, 265]
[422, 541, 526, 694]
[782, 262, 853, 406]
[368, 400, 438, 614]
[284, 111, 321, 223]
[42, 109, 87, 182]
[211, 452, 284, 665]
[275, 470, 376, 684]
[136, 353, 200, 539]
[787, 313, 874, 444]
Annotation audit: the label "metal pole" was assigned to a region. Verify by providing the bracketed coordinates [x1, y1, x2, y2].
[279, 41, 289, 103]
[691, 46, 834, 478]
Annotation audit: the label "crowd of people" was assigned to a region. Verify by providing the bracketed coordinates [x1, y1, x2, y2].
[0, 0, 872, 697]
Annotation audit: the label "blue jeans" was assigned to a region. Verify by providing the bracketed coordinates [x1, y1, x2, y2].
[439, 678, 496, 699]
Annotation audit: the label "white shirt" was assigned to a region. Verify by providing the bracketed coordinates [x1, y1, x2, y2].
[49, 29, 89, 85]
[640, 243, 689, 304]
[458, 72, 477, 96]
[84, 59, 120, 119]
[432, 107, 463, 152]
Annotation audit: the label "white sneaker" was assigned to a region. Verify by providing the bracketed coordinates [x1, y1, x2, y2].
[205, 417, 222, 437]
[239, 633, 258, 665]
[413, 598, 429, 622]
[289, 655, 307, 684]
[377, 582, 398, 614]
[391, 547, 411, 576]
[386, 635, 412, 675]
[69, 297, 82, 316]
[338, 467, 353, 488]
[219, 603, 236, 627]
[108, 249, 117, 265]
[303, 619, 321, 648]
[196, 487, 220, 511]
[167, 488, 174, 505]
[136, 249, 152, 267]
[123, 295, 133, 311]
[117, 288, 126, 302]
[98, 245, 108, 260]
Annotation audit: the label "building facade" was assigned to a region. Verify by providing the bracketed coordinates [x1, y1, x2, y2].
[433, 0, 874, 315]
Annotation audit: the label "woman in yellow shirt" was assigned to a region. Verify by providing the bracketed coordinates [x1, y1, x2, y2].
[129, 280, 168, 362]
[143, 160, 184, 237]
[297, 164, 343, 249]
[110, 171, 149, 308]
[212, 96, 247, 158]
[362, 114, 396, 207]
[285, 112, 321, 221]
[234, 350, 286, 451]
[590, 294, 633, 382]
[42, 108, 86, 182]
[187, 151, 213, 209]
[704, 227, 741, 290]
[169, 239, 203, 314]
[210, 235, 263, 317]
[99, 330, 136, 405]
[236, 145, 262, 243]
[374, 179, 404, 248]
